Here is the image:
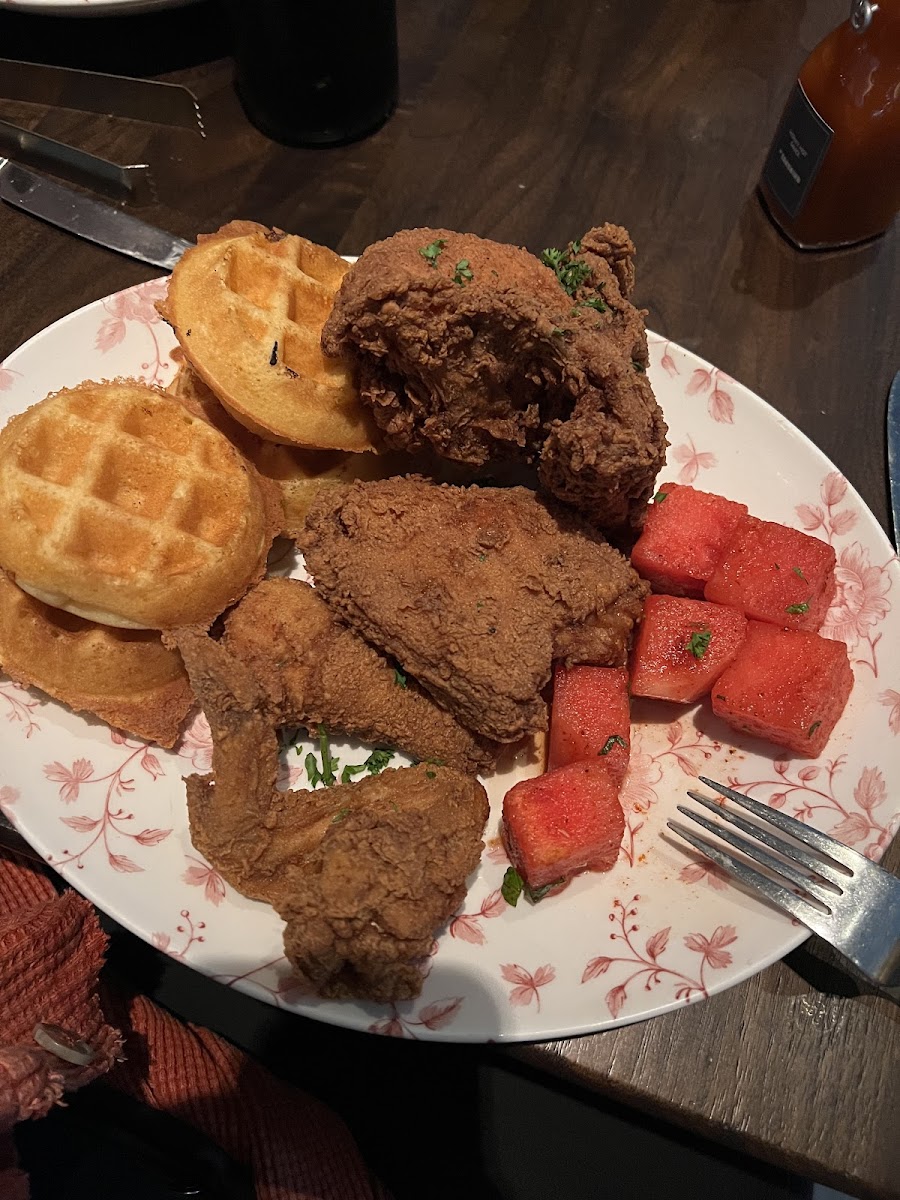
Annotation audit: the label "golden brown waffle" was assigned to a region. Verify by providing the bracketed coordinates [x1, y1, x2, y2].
[0, 381, 280, 629]
[0, 570, 193, 747]
[160, 221, 378, 453]
[168, 363, 400, 538]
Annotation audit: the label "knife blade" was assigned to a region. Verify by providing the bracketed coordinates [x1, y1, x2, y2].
[0, 159, 192, 271]
[888, 370, 900, 548]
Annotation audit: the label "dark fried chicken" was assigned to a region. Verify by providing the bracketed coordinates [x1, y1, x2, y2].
[173, 626, 489, 1002]
[223, 577, 498, 775]
[321, 224, 667, 531]
[300, 478, 648, 742]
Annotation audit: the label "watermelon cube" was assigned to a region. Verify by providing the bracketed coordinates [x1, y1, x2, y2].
[704, 516, 836, 632]
[502, 761, 625, 890]
[548, 664, 630, 783]
[631, 483, 748, 597]
[630, 595, 748, 703]
[711, 621, 853, 756]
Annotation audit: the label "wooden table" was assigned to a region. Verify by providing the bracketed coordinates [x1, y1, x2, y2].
[0, 2, 897, 1197]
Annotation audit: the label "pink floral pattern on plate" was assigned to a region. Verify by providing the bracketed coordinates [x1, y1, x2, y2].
[0, 295, 897, 1042]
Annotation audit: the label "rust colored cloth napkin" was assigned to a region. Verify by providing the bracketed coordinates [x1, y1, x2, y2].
[0, 854, 391, 1200]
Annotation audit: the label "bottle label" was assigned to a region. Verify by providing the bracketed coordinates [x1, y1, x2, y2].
[761, 82, 834, 219]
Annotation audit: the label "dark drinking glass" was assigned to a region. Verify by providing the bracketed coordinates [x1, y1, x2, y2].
[224, 0, 398, 148]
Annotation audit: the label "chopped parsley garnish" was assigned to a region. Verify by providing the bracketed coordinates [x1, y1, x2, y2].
[808, 721, 822, 737]
[631, 359, 646, 373]
[418, 239, 446, 267]
[686, 630, 712, 659]
[305, 752, 323, 787]
[572, 296, 607, 315]
[502, 866, 524, 907]
[340, 763, 366, 784]
[525, 879, 563, 904]
[540, 244, 592, 296]
[792, 566, 807, 580]
[425, 769, 437, 780]
[653, 490, 668, 503]
[394, 668, 407, 689]
[599, 734, 627, 756]
[785, 601, 810, 615]
[364, 748, 394, 775]
[501, 865, 561, 906]
[317, 726, 338, 786]
[477, 552, 487, 562]
[331, 807, 351, 823]
[453, 258, 474, 286]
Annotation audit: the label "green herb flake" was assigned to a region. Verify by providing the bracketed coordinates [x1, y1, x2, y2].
[418, 239, 446, 267]
[340, 763, 366, 784]
[501, 866, 524, 907]
[331, 807, 351, 824]
[364, 748, 394, 775]
[390, 801, 399, 813]
[478, 552, 487, 562]
[572, 296, 607, 315]
[599, 734, 627, 756]
[686, 629, 712, 660]
[792, 566, 807, 580]
[305, 752, 323, 788]
[453, 258, 474, 286]
[425, 769, 437, 780]
[394, 668, 407, 689]
[785, 601, 810, 615]
[631, 359, 646, 373]
[317, 725, 339, 786]
[653, 490, 668, 503]
[525, 879, 563, 904]
[808, 720, 822, 737]
[540, 244, 592, 297]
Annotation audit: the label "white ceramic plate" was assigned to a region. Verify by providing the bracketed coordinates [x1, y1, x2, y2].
[1, 0, 197, 17]
[1, 279, 898, 1042]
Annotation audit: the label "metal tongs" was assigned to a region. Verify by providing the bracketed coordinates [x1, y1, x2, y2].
[0, 59, 201, 266]
[0, 57, 204, 201]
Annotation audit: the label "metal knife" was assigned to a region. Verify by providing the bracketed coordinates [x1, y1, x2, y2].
[0, 159, 192, 271]
[888, 369, 900, 548]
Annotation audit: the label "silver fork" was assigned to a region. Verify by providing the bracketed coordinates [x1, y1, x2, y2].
[668, 776, 900, 994]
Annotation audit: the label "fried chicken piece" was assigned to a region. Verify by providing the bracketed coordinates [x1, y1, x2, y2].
[321, 224, 667, 531]
[282, 787, 488, 1002]
[300, 478, 648, 742]
[223, 578, 498, 775]
[173, 627, 489, 1001]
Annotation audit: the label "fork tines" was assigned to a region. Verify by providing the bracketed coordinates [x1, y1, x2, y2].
[666, 776, 858, 930]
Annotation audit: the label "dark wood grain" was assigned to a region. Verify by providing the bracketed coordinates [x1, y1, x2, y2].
[1, 1, 897, 1196]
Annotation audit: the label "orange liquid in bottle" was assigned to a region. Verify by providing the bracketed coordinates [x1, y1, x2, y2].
[759, 0, 900, 249]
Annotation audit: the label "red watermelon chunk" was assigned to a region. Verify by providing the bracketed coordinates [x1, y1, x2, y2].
[630, 595, 748, 703]
[704, 516, 836, 632]
[502, 762, 625, 890]
[631, 483, 748, 597]
[711, 621, 853, 756]
[548, 664, 630, 783]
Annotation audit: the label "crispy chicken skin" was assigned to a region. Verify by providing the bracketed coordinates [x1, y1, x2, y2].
[173, 626, 489, 1002]
[299, 478, 648, 742]
[223, 578, 499, 775]
[282, 788, 488, 1002]
[321, 224, 667, 532]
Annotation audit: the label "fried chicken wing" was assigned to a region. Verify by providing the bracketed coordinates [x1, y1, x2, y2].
[321, 224, 667, 531]
[173, 626, 489, 1002]
[300, 478, 648, 742]
[223, 578, 499, 775]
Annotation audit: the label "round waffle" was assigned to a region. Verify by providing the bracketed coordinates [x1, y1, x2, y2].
[160, 221, 378, 453]
[169, 363, 399, 538]
[0, 570, 193, 748]
[0, 381, 278, 629]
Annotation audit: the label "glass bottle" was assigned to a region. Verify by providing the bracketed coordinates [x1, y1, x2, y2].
[224, 0, 398, 148]
[758, 0, 900, 249]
